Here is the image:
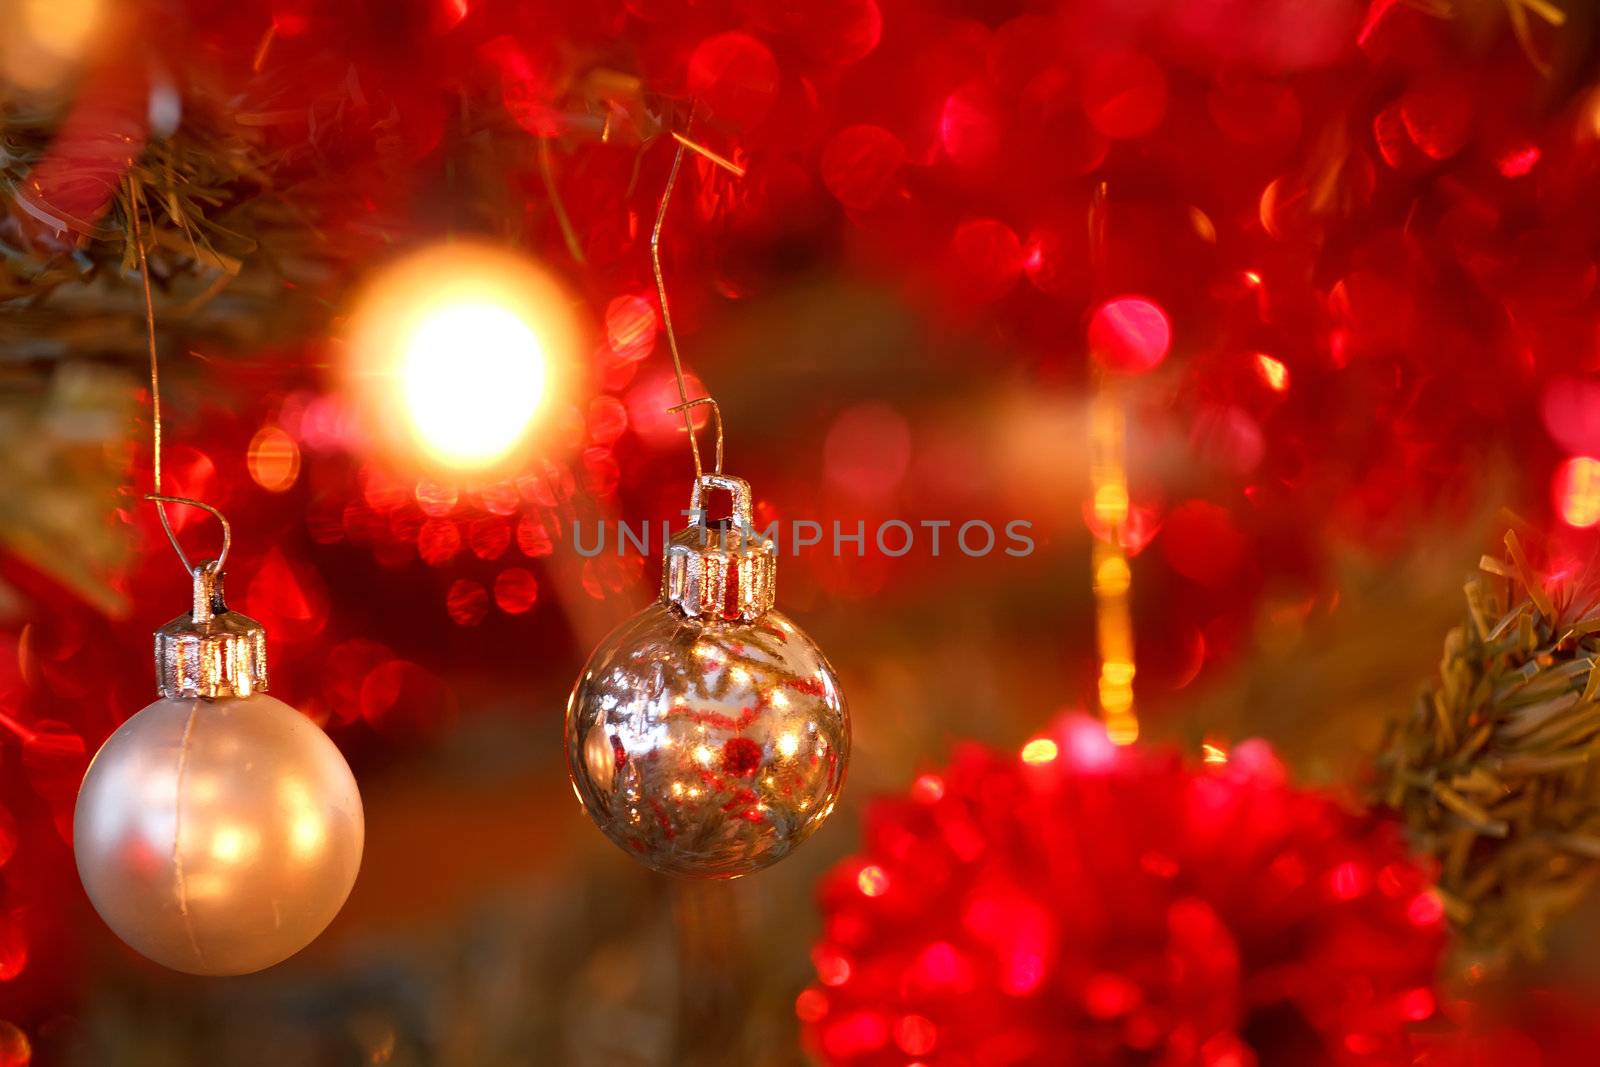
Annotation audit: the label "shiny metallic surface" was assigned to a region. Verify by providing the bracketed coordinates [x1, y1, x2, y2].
[566, 602, 849, 877]
[662, 474, 777, 621]
[154, 563, 268, 700]
[74, 694, 364, 975]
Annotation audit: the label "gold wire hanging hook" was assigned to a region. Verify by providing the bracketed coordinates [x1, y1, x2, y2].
[143, 494, 232, 573]
[126, 178, 234, 578]
[667, 397, 723, 475]
[650, 117, 740, 481]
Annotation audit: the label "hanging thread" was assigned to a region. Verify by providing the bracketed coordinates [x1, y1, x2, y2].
[649, 124, 740, 480]
[126, 179, 232, 576]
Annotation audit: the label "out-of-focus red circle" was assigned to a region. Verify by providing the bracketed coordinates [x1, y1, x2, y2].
[0, 808, 15, 869]
[581, 447, 621, 498]
[687, 32, 780, 130]
[494, 568, 540, 614]
[477, 481, 520, 516]
[360, 660, 458, 737]
[418, 518, 462, 565]
[628, 369, 709, 449]
[445, 579, 488, 626]
[0, 1019, 29, 1067]
[940, 85, 1001, 167]
[588, 395, 629, 445]
[1161, 501, 1247, 586]
[517, 514, 554, 557]
[0, 919, 26, 981]
[605, 295, 657, 362]
[415, 480, 459, 517]
[825, 404, 912, 501]
[321, 639, 396, 727]
[467, 515, 511, 560]
[1088, 297, 1171, 374]
[948, 219, 1023, 303]
[821, 124, 905, 210]
[1082, 50, 1167, 139]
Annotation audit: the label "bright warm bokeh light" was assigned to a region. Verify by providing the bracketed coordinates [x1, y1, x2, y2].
[856, 865, 890, 897]
[1020, 738, 1059, 764]
[345, 242, 579, 473]
[3, 0, 103, 90]
[402, 302, 546, 468]
[247, 424, 301, 492]
[1555, 456, 1600, 528]
[1254, 353, 1289, 392]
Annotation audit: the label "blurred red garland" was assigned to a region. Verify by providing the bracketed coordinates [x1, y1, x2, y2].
[802, 720, 1447, 1066]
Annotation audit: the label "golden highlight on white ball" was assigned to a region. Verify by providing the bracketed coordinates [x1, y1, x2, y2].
[74, 695, 364, 976]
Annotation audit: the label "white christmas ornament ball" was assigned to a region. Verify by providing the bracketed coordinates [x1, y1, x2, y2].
[74, 694, 364, 975]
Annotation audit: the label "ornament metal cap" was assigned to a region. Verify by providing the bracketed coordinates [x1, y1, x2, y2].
[662, 473, 776, 622]
[154, 560, 269, 699]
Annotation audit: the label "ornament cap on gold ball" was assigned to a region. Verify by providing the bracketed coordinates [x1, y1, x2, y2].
[663, 473, 776, 622]
[154, 559, 268, 700]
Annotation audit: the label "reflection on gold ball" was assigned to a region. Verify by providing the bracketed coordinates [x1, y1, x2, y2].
[566, 604, 849, 878]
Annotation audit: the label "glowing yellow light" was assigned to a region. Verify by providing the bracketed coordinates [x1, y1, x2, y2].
[769, 689, 790, 709]
[1094, 556, 1131, 596]
[694, 744, 715, 767]
[1202, 743, 1229, 764]
[1106, 715, 1139, 746]
[857, 865, 890, 897]
[27, 0, 100, 53]
[728, 665, 751, 686]
[1101, 660, 1135, 687]
[4, 0, 103, 90]
[247, 424, 301, 492]
[1254, 353, 1289, 393]
[344, 242, 579, 474]
[1020, 738, 1059, 764]
[1093, 483, 1129, 526]
[401, 303, 546, 468]
[1557, 456, 1600, 529]
[777, 733, 800, 758]
[1090, 382, 1138, 744]
[912, 774, 945, 803]
[1099, 678, 1134, 716]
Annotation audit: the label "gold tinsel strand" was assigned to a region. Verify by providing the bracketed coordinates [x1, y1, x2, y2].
[1379, 529, 1600, 963]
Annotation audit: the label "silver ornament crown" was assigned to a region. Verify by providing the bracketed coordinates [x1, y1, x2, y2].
[154, 560, 268, 699]
[662, 473, 776, 623]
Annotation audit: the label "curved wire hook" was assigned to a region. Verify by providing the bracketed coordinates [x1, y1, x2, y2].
[649, 118, 745, 483]
[667, 397, 724, 475]
[143, 494, 232, 575]
[650, 138, 710, 479]
[126, 176, 238, 582]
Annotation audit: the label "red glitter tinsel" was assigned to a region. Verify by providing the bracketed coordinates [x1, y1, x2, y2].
[802, 721, 1447, 1066]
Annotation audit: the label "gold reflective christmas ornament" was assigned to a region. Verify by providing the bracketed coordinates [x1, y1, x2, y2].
[74, 563, 364, 975]
[566, 474, 849, 877]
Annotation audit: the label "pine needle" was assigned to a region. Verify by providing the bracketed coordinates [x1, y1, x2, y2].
[1379, 529, 1600, 964]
